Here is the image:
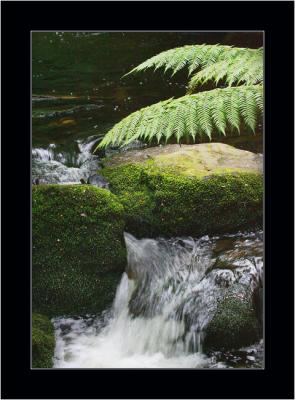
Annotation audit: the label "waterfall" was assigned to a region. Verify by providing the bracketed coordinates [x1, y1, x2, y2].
[53, 231, 263, 368]
[32, 136, 101, 184]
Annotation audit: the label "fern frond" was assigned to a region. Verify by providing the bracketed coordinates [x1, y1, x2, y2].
[187, 44, 229, 75]
[97, 98, 174, 148]
[124, 44, 230, 77]
[238, 86, 259, 132]
[96, 85, 263, 150]
[210, 94, 226, 135]
[123, 44, 263, 88]
[224, 88, 241, 132]
[188, 47, 263, 91]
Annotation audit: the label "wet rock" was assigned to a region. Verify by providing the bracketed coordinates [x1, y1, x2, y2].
[204, 236, 263, 325]
[205, 258, 238, 275]
[252, 285, 263, 334]
[213, 270, 235, 287]
[203, 289, 259, 352]
[212, 239, 234, 254]
[32, 178, 47, 185]
[59, 323, 72, 335]
[32, 178, 40, 185]
[104, 140, 147, 158]
[208, 340, 263, 368]
[126, 265, 137, 280]
[87, 174, 110, 190]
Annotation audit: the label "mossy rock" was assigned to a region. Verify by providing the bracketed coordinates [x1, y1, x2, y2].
[203, 294, 259, 352]
[32, 313, 55, 368]
[103, 143, 263, 175]
[101, 144, 263, 238]
[32, 184, 126, 316]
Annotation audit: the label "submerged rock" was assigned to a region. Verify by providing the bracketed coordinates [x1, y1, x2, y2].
[32, 95, 58, 102]
[101, 143, 263, 237]
[212, 238, 234, 254]
[32, 184, 126, 316]
[33, 104, 103, 120]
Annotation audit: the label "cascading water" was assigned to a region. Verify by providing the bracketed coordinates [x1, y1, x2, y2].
[32, 136, 146, 185]
[32, 136, 102, 184]
[53, 230, 263, 368]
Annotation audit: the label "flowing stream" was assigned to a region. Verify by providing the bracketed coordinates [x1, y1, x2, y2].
[33, 32, 264, 368]
[53, 231, 263, 368]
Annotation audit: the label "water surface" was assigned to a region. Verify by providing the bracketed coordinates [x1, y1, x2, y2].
[32, 32, 263, 183]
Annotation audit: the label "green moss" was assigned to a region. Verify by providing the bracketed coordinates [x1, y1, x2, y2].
[102, 163, 263, 238]
[101, 165, 156, 236]
[32, 313, 55, 368]
[203, 294, 259, 351]
[32, 184, 127, 316]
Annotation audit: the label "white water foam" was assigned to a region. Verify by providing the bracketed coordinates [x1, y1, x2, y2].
[32, 136, 101, 184]
[53, 274, 209, 368]
[53, 232, 263, 368]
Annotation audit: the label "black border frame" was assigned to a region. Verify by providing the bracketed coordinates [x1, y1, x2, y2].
[1, 1, 294, 399]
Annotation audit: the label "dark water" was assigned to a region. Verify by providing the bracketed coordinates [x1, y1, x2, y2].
[32, 32, 263, 183]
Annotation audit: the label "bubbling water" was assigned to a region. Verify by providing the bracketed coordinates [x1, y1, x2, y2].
[53, 231, 263, 368]
[32, 136, 101, 184]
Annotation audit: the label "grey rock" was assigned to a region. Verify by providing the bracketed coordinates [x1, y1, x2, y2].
[87, 174, 110, 190]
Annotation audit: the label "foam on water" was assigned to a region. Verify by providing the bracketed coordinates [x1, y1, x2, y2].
[32, 136, 101, 184]
[53, 275, 209, 368]
[53, 231, 263, 368]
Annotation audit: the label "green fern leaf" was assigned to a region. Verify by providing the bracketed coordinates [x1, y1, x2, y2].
[188, 47, 263, 92]
[95, 85, 263, 150]
[124, 44, 263, 91]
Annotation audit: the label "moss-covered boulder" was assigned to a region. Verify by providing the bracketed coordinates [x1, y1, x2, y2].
[32, 313, 55, 368]
[101, 143, 263, 237]
[203, 293, 259, 351]
[32, 184, 126, 316]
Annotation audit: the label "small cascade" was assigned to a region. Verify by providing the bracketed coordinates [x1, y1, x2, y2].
[53, 231, 263, 368]
[32, 136, 101, 184]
